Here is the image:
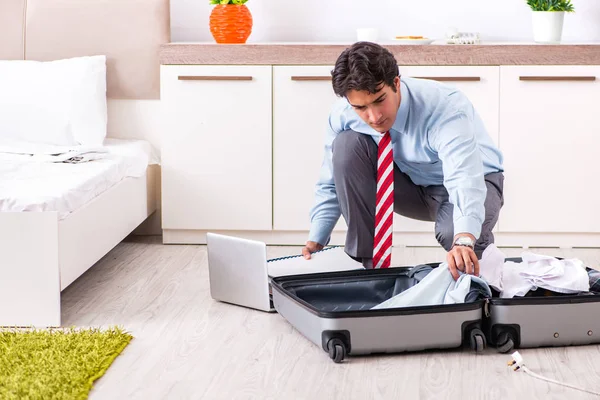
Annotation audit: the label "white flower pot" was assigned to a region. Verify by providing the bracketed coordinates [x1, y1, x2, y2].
[532, 11, 565, 44]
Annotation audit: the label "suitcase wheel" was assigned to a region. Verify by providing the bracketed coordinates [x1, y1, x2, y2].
[327, 338, 347, 363]
[495, 332, 515, 354]
[469, 328, 486, 353]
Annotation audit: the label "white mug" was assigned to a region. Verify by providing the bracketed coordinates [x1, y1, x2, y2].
[356, 28, 379, 42]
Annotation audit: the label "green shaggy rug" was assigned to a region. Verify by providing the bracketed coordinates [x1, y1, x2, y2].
[0, 326, 133, 400]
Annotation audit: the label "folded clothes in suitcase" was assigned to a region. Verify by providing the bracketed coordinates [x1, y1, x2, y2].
[271, 265, 489, 363]
[486, 257, 600, 354]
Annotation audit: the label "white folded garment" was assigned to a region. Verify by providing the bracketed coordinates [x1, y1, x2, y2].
[500, 261, 538, 298]
[33, 150, 107, 163]
[500, 252, 590, 298]
[468, 245, 590, 298]
[0, 138, 108, 163]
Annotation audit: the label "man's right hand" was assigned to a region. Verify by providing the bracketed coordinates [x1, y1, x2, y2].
[302, 241, 324, 259]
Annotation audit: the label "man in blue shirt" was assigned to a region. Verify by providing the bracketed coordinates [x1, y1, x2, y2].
[301, 42, 504, 280]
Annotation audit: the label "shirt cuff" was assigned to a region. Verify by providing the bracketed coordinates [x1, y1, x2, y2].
[453, 216, 482, 241]
[308, 220, 336, 246]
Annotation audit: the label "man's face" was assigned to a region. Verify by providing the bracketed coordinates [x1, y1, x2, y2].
[346, 76, 401, 133]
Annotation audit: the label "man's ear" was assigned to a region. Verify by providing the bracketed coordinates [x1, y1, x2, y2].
[395, 76, 400, 92]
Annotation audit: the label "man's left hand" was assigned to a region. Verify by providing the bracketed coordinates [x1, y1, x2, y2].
[447, 234, 479, 281]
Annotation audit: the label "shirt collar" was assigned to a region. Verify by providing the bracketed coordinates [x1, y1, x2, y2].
[391, 79, 409, 135]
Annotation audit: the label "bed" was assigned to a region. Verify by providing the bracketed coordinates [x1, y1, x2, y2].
[0, 0, 169, 327]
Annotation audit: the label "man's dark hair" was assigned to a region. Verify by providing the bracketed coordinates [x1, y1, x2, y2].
[331, 41, 399, 98]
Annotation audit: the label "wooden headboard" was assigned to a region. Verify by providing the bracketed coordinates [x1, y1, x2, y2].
[0, 0, 26, 60]
[0, 0, 170, 100]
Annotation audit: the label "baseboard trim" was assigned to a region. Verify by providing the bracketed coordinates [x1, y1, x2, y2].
[162, 229, 600, 248]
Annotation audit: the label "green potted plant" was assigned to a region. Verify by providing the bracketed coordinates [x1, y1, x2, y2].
[526, 0, 575, 43]
[209, 0, 253, 44]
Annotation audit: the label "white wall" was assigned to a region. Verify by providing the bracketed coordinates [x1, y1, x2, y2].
[171, 0, 600, 43]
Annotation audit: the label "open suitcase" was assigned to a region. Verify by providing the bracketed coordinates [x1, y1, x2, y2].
[485, 257, 600, 354]
[271, 265, 488, 363]
[272, 257, 600, 362]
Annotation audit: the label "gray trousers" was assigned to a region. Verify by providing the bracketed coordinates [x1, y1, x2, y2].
[332, 130, 504, 263]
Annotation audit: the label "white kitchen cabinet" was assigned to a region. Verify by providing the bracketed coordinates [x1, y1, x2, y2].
[498, 66, 600, 233]
[272, 66, 346, 232]
[396, 66, 501, 233]
[160, 65, 273, 233]
[273, 65, 500, 237]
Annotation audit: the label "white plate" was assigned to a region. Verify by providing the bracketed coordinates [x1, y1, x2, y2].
[392, 38, 435, 45]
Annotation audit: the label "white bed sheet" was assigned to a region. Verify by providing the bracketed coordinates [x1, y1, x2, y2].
[0, 138, 157, 219]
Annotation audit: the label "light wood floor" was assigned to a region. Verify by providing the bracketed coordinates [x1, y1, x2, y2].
[61, 236, 600, 400]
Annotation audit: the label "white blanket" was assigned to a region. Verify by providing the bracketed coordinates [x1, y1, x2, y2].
[0, 138, 156, 219]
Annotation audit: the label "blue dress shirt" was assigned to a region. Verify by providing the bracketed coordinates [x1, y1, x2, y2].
[308, 76, 504, 246]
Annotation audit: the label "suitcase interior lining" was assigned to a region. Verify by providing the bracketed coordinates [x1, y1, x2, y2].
[284, 275, 422, 312]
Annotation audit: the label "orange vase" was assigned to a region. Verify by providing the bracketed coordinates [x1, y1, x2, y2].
[209, 4, 253, 44]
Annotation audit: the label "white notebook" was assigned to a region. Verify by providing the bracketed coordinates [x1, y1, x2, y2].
[267, 246, 364, 278]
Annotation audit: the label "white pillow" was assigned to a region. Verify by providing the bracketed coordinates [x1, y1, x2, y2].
[0, 55, 107, 146]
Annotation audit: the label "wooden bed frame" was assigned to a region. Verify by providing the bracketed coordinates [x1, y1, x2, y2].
[0, 166, 158, 326]
[0, 0, 169, 327]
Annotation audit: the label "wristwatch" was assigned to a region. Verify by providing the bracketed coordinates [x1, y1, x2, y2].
[453, 236, 475, 250]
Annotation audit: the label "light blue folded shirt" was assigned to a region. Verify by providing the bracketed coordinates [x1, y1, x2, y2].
[371, 264, 492, 309]
[308, 76, 504, 246]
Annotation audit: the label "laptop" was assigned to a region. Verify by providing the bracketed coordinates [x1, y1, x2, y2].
[206, 232, 275, 312]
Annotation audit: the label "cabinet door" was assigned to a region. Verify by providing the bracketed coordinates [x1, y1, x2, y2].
[272, 66, 346, 231]
[160, 65, 272, 230]
[498, 66, 600, 233]
[396, 66, 500, 232]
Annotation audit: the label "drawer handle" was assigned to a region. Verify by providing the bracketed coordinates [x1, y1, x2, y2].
[412, 76, 481, 82]
[291, 76, 332, 81]
[519, 76, 596, 81]
[178, 76, 253, 81]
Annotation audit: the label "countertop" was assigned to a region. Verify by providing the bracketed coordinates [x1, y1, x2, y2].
[160, 42, 600, 65]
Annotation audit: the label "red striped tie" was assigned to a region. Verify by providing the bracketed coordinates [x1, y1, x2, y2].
[373, 131, 393, 269]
